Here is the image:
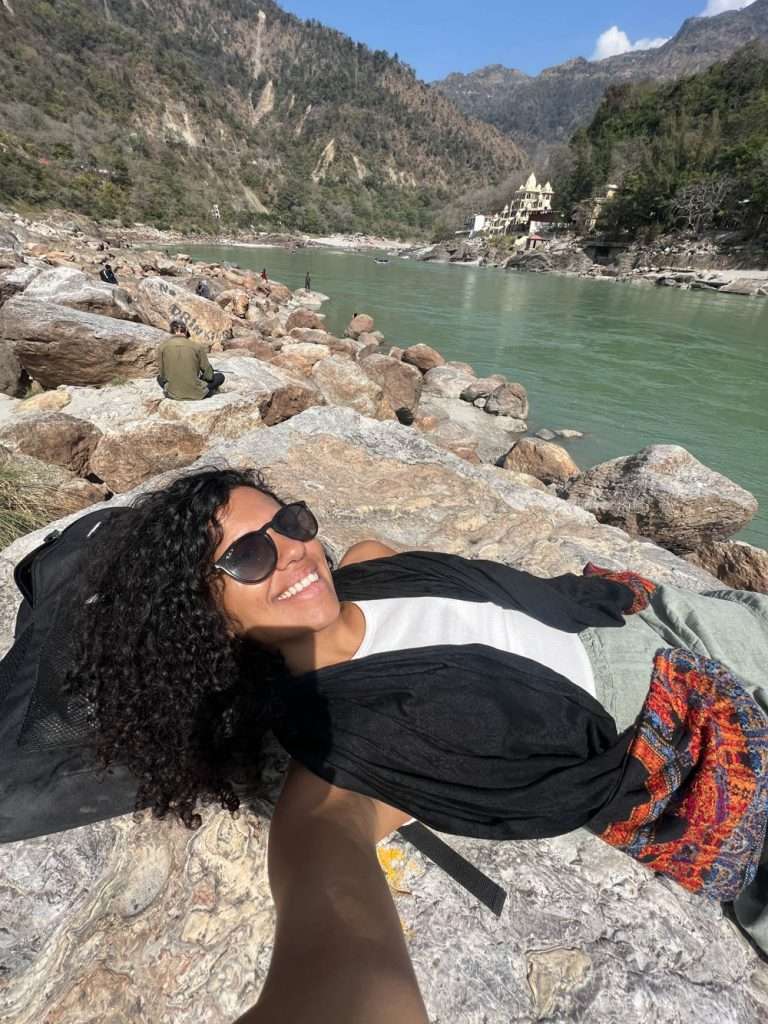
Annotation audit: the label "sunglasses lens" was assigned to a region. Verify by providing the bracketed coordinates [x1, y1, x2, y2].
[225, 533, 276, 583]
[217, 504, 318, 583]
[274, 503, 318, 541]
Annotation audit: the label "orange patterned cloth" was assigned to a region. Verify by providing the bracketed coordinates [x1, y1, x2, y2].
[582, 562, 656, 614]
[583, 565, 768, 901]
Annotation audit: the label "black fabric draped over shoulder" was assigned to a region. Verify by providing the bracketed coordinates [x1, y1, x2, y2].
[273, 551, 638, 840]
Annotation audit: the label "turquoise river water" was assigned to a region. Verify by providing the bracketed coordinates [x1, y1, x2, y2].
[181, 244, 768, 548]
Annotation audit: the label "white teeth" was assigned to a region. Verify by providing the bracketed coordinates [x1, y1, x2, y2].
[277, 571, 319, 601]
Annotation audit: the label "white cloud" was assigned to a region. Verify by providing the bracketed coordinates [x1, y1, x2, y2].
[591, 26, 669, 61]
[701, 1, 755, 16]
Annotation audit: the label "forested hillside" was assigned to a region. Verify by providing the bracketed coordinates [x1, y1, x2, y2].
[561, 45, 768, 239]
[0, 0, 524, 236]
[436, 0, 768, 160]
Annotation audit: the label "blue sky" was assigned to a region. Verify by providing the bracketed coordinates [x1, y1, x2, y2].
[279, 1, 756, 80]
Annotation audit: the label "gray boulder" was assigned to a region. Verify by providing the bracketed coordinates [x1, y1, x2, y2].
[459, 375, 507, 404]
[0, 297, 162, 388]
[270, 343, 332, 377]
[0, 412, 102, 476]
[0, 343, 27, 398]
[502, 437, 581, 486]
[402, 343, 445, 373]
[311, 356, 395, 421]
[485, 382, 530, 419]
[360, 354, 423, 419]
[345, 312, 374, 338]
[686, 540, 768, 594]
[567, 445, 759, 553]
[0, 265, 40, 307]
[23, 267, 139, 321]
[285, 308, 326, 333]
[213, 355, 324, 426]
[418, 394, 526, 464]
[135, 276, 236, 348]
[89, 420, 207, 492]
[422, 365, 476, 400]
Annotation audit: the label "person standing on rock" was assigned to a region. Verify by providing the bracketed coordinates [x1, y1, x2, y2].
[156, 320, 225, 401]
[305, 271, 311, 292]
[99, 263, 118, 285]
[54, 467, 768, 1022]
[260, 268, 269, 284]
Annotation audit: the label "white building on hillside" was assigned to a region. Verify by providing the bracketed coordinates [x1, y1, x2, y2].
[484, 174, 555, 237]
[464, 213, 487, 238]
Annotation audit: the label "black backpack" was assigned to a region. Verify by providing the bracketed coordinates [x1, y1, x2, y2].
[0, 506, 141, 844]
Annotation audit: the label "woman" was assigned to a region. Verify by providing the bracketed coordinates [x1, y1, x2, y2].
[70, 467, 768, 1022]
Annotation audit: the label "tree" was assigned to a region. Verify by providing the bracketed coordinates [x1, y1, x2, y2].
[669, 177, 733, 236]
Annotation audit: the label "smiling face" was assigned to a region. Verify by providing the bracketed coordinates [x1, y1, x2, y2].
[211, 486, 341, 648]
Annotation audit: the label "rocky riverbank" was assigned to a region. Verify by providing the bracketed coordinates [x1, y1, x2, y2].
[1, 219, 768, 1023]
[411, 232, 768, 298]
[0, 207, 415, 259]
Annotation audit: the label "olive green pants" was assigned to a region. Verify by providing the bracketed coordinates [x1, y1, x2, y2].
[581, 583, 768, 956]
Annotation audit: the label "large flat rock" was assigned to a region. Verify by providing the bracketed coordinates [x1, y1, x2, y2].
[0, 297, 163, 387]
[135, 276, 238, 348]
[23, 266, 139, 321]
[1, 407, 765, 1024]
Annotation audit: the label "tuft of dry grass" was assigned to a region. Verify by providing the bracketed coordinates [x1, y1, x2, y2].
[0, 463, 61, 549]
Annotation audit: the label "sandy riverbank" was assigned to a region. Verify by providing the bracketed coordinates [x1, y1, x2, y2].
[211, 232, 415, 253]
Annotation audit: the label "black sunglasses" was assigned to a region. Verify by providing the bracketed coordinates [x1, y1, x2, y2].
[213, 502, 319, 584]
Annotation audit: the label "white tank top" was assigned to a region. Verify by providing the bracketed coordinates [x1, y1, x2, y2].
[352, 595, 596, 697]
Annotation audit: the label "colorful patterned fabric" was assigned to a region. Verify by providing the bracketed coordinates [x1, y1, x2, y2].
[582, 562, 656, 614]
[582, 565, 768, 901]
[593, 647, 768, 901]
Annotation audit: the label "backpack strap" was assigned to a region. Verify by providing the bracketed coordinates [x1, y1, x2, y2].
[397, 821, 507, 917]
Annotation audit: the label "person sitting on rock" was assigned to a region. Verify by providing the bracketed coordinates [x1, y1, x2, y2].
[64, 467, 768, 1022]
[99, 263, 118, 285]
[195, 279, 212, 300]
[157, 320, 225, 401]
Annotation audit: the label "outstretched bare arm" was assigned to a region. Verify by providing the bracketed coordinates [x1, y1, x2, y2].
[234, 763, 427, 1024]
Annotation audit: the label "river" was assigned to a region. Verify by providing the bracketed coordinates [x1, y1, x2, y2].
[180, 244, 768, 549]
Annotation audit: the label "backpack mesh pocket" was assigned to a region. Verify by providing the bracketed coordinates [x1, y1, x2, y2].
[16, 599, 94, 752]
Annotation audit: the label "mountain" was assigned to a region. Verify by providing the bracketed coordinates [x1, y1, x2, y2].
[0, 0, 524, 237]
[435, 0, 768, 156]
[561, 44, 768, 239]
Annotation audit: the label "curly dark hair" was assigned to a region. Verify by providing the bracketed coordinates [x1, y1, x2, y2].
[67, 467, 289, 829]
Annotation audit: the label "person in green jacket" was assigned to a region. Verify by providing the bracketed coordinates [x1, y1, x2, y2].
[157, 320, 225, 401]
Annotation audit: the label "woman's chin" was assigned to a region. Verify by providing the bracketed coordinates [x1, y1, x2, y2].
[274, 590, 342, 633]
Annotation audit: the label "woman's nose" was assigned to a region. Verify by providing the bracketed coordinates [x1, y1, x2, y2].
[271, 530, 306, 568]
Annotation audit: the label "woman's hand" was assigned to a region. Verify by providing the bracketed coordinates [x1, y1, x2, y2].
[234, 763, 427, 1024]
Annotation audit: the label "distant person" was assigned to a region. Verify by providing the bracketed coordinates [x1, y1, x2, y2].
[195, 279, 212, 300]
[305, 272, 311, 292]
[260, 268, 269, 283]
[157, 320, 225, 401]
[99, 263, 118, 285]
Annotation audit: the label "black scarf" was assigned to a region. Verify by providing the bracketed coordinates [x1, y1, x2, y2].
[274, 551, 637, 840]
